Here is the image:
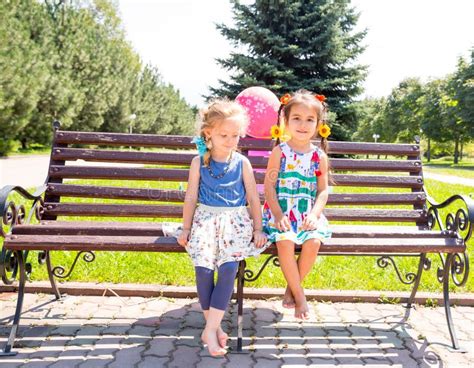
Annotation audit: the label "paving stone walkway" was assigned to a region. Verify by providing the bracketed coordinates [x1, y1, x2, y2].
[0, 293, 473, 367]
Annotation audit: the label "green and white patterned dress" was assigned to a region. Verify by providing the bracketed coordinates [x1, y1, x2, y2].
[262, 142, 332, 244]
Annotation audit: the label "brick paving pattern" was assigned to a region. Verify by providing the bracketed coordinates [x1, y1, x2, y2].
[0, 293, 472, 367]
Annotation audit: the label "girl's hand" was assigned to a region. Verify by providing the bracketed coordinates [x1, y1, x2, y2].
[302, 213, 319, 231]
[276, 215, 291, 232]
[253, 230, 267, 248]
[177, 229, 191, 247]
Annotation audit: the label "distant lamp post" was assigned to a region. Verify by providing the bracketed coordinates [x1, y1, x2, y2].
[372, 133, 380, 159]
[128, 114, 137, 150]
[129, 113, 137, 134]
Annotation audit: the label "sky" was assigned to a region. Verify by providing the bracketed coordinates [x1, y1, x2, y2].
[117, 0, 474, 107]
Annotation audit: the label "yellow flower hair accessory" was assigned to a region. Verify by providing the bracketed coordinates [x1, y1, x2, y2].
[270, 124, 282, 140]
[318, 123, 331, 138]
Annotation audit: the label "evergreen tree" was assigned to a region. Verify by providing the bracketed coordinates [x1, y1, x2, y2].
[209, 0, 367, 139]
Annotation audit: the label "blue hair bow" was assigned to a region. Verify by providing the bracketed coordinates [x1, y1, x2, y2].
[191, 136, 208, 156]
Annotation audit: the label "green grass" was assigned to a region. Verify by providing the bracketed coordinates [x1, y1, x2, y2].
[1, 177, 473, 294]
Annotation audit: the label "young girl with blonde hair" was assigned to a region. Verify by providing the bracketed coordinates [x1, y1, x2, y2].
[178, 99, 267, 356]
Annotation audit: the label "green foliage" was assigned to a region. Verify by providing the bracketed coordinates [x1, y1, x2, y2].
[352, 52, 473, 162]
[209, 0, 367, 140]
[0, 0, 195, 156]
[0, 1, 49, 154]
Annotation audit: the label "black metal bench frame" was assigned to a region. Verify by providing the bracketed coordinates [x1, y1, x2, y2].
[1, 122, 472, 356]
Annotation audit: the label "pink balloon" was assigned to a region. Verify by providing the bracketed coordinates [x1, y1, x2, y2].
[235, 86, 279, 139]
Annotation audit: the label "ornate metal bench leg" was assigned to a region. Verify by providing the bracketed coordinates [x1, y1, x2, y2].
[443, 253, 464, 352]
[406, 253, 427, 310]
[45, 251, 61, 300]
[0, 251, 26, 357]
[236, 260, 246, 353]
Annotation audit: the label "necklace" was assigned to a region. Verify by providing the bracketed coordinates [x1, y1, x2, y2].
[207, 155, 232, 179]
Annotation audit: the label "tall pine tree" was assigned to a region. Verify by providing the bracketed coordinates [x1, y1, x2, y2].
[209, 0, 367, 139]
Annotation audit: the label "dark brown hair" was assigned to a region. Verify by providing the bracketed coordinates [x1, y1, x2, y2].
[280, 89, 329, 153]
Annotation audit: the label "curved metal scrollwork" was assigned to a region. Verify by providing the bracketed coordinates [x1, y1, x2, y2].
[0, 185, 47, 285]
[0, 249, 18, 285]
[425, 192, 473, 243]
[377, 256, 418, 285]
[425, 191, 472, 287]
[243, 255, 279, 282]
[52, 251, 96, 279]
[436, 250, 469, 287]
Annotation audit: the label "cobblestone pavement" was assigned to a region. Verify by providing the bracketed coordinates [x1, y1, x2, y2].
[0, 293, 473, 367]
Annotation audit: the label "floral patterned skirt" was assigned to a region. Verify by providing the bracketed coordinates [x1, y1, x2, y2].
[263, 212, 332, 245]
[186, 204, 268, 270]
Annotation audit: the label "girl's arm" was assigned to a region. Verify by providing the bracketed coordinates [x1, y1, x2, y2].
[264, 146, 290, 231]
[177, 156, 200, 246]
[242, 157, 267, 247]
[302, 152, 329, 230]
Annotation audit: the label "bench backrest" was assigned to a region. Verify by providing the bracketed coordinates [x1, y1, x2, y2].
[43, 128, 427, 227]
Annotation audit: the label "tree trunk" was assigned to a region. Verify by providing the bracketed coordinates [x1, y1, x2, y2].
[453, 137, 459, 164]
[427, 139, 431, 162]
[460, 141, 463, 161]
[20, 138, 27, 150]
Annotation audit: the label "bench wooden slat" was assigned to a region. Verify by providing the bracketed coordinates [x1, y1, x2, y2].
[47, 184, 186, 202]
[54, 131, 420, 156]
[53, 148, 195, 166]
[327, 193, 426, 205]
[46, 184, 425, 205]
[42, 203, 426, 222]
[330, 159, 422, 172]
[52, 148, 422, 172]
[12, 222, 448, 238]
[49, 166, 424, 188]
[328, 174, 423, 188]
[4, 234, 463, 254]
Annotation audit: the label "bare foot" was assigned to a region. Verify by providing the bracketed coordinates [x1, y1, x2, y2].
[217, 327, 229, 348]
[202, 329, 227, 356]
[282, 286, 296, 309]
[294, 299, 310, 320]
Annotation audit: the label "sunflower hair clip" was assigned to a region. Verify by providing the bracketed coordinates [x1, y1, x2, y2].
[270, 124, 282, 140]
[318, 122, 331, 138]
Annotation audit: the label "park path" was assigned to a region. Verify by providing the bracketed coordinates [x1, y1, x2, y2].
[0, 155, 143, 189]
[423, 170, 474, 188]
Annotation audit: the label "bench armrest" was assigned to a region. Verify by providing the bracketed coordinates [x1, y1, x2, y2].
[425, 189, 474, 244]
[0, 185, 47, 238]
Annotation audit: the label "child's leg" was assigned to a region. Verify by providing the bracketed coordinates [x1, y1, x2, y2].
[298, 238, 321, 279]
[195, 266, 214, 311]
[276, 240, 309, 319]
[202, 310, 228, 349]
[202, 261, 239, 355]
[195, 267, 224, 355]
[284, 239, 321, 307]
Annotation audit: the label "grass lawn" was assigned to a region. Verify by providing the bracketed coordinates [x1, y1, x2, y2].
[2, 177, 473, 294]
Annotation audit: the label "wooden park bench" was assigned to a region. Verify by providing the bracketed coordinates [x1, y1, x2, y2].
[1, 121, 472, 356]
